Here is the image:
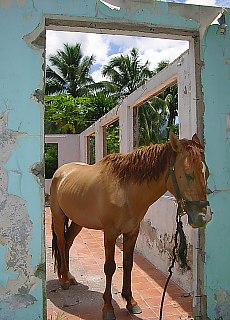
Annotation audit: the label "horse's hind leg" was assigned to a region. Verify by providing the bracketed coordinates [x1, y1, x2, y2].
[122, 226, 142, 315]
[65, 221, 82, 285]
[51, 204, 70, 290]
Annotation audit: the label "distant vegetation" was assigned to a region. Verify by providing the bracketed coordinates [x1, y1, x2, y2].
[45, 43, 178, 176]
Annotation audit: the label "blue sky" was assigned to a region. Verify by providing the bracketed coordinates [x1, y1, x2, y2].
[46, 0, 229, 81]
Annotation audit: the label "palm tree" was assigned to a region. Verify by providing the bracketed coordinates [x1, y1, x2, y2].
[153, 60, 178, 136]
[102, 48, 153, 98]
[138, 98, 168, 146]
[46, 43, 95, 97]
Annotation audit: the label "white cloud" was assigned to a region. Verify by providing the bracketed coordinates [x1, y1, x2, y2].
[46, 0, 229, 82]
[46, 31, 110, 65]
[91, 68, 106, 83]
[46, 31, 189, 81]
[185, 0, 217, 5]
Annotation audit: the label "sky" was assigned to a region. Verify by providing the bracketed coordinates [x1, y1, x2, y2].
[46, 0, 229, 82]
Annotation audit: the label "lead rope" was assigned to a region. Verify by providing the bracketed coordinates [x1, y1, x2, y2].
[159, 206, 182, 320]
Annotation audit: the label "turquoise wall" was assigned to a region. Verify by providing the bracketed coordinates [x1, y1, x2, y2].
[203, 11, 230, 320]
[0, 0, 228, 319]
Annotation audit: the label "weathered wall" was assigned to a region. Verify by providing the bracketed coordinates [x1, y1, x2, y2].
[136, 196, 193, 293]
[45, 134, 80, 195]
[202, 11, 230, 320]
[0, 2, 45, 319]
[0, 0, 227, 319]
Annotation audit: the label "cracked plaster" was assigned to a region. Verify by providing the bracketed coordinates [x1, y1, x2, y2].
[0, 110, 38, 308]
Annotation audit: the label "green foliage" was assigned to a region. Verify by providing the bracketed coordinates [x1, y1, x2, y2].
[102, 48, 153, 97]
[106, 121, 119, 154]
[46, 43, 95, 97]
[44, 44, 179, 173]
[138, 97, 168, 146]
[89, 135, 95, 164]
[44, 94, 90, 134]
[45, 144, 58, 179]
[44, 92, 118, 134]
[153, 60, 178, 138]
[81, 91, 118, 126]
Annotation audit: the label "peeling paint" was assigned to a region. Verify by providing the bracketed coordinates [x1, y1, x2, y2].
[0, 111, 37, 309]
[214, 289, 230, 319]
[139, 219, 192, 268]
[30, 162, 44, 187]
[34, 262, 45, 280]
[168, 2, 220, 27]
[33, 89, 44, 104]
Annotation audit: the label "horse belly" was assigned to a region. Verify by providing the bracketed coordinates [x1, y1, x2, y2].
[68, 207, 103, 230]
[58, 182, 103, 230]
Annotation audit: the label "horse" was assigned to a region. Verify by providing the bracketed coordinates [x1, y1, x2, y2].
[50, 132, 212, 320]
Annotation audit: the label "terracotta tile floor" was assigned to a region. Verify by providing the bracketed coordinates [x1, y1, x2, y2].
[45, 208, 193, 320]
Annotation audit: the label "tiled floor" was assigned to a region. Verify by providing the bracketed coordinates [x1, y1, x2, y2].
[45, 208, 193, 320]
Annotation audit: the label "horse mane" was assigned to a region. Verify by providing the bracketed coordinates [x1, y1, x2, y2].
[101, 142, 173, 184]
[100, 139, 203, 184]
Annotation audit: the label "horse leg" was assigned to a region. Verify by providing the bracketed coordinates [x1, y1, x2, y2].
[65, 221, 82, 285]
[122, 226, 142, 314]
[103, 233, 117, 320]
[51, 206, 70, 290]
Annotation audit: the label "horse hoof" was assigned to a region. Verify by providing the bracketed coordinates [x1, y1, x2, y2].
[70, 277, 78, 285]
[103, 311, 116, 320]
[126, 304, 142, 314]
[60, 282, 70, 290]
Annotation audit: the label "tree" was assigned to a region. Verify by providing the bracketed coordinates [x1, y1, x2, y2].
[81, 91, 118, 125]
[46, 43, 95, 97]
[153, 60, 178, 137]
[138, 98, 168, 146]
[136, 60, 179, 145]
[102, 48, 153, 98]
[44, 94, 90, 134]
[44, 91, 118, 134]
[45, 144, 58, 179]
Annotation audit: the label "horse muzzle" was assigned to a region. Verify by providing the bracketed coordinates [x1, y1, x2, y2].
[186, 201, 213, 228]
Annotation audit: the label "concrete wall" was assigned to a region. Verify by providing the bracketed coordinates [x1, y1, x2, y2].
[0, 0, 228, 319]
[136, 196, 193, 293]
[202, 12, 230, 320]
[45, 134, 80, 195]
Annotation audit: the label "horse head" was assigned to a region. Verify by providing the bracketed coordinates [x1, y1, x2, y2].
[167, 132, 212, 228]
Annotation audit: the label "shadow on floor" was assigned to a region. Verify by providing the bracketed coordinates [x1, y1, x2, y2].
[47, 279, 145, 320]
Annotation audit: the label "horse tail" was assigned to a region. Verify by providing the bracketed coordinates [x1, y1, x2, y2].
[52, 218, 60, 275]
[51, 215, 69, 276]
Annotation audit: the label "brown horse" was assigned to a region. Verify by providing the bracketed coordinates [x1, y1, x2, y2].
[50, 132, 212, 320]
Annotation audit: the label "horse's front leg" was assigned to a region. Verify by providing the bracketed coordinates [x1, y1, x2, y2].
[103, 232, 117, 320]
[122, 226, 142, 314]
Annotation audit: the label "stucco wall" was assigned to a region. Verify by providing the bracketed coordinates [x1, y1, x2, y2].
[0, 0, 227, 319]
[202, 12, 230, 320]
[0, 2, 45, 319]
[136, 196, 193, 293]
[45, 134, 80, 195]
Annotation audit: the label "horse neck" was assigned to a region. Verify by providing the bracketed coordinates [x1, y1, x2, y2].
[129, 160, 172, 214]
[140, 169, 169, 208]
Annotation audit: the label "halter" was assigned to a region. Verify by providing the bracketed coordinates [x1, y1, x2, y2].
[165, 156, 210, 216]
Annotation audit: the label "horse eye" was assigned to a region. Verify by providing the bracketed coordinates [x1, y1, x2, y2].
[185, 172, 194, 181]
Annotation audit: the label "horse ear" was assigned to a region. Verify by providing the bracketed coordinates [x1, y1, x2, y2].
[170, 131, 180, 152]
[192, 133, 201, 145]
